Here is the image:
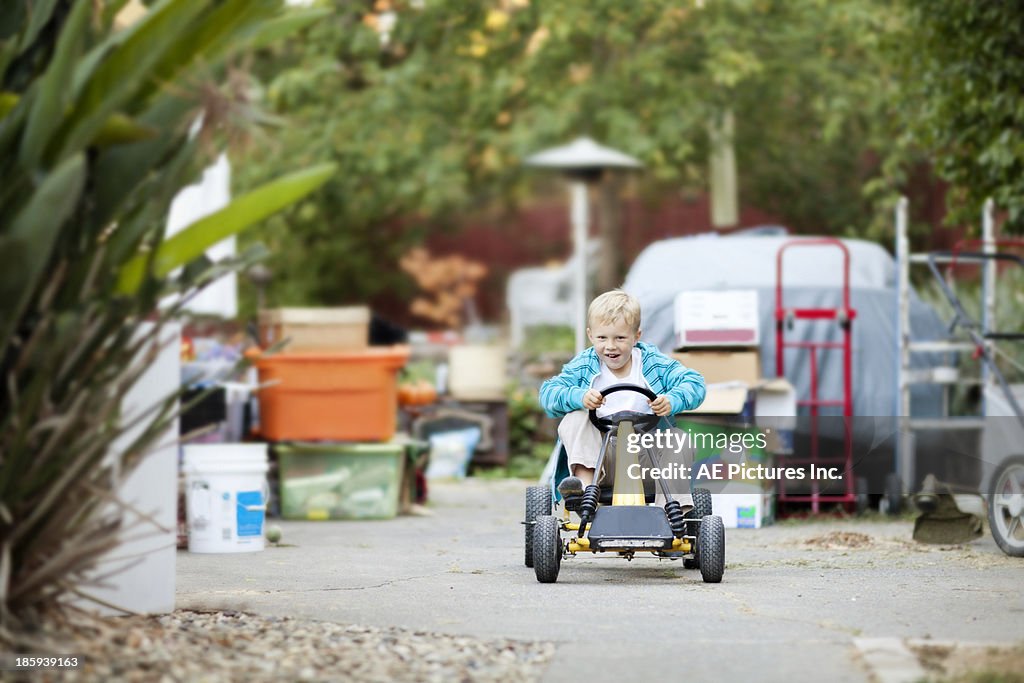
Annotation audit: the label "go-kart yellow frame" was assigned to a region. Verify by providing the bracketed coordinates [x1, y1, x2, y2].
[561, 419, 694, 556]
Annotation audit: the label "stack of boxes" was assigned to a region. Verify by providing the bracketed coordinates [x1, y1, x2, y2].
[251, 308, 411, 520]
[671, 290, 795, 528]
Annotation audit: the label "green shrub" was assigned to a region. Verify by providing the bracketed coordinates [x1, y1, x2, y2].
[0, 0, 331, 641]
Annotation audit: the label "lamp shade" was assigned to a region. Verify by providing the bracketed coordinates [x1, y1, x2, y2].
[524, 137, 642, 172]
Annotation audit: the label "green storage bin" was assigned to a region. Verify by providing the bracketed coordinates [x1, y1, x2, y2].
[276, 442, 404, 520]
[675, 418, 769, 463]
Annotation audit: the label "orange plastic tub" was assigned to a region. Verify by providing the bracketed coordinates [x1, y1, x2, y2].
[251, 346, 409, 442]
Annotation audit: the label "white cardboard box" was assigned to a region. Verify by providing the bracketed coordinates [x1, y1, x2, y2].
[674, 289, 760, 348]
[711, 491, 774, 529]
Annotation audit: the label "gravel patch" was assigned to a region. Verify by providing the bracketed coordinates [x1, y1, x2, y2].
[12, 610, 555, 682]
[804, 531, 874, 549]
[907, 640, 1024, 682]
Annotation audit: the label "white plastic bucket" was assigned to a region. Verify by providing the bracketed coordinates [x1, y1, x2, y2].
[183, 444, 270, 553]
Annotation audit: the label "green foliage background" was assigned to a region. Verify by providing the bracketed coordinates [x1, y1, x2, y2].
[898, 1, 1024, 230]
[233, 0, 952, 311]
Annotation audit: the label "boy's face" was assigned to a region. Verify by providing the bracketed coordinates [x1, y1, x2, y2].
[587, 317, 641, 372]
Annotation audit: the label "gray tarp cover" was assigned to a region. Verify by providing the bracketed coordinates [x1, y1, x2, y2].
[623, 233, 947, 419]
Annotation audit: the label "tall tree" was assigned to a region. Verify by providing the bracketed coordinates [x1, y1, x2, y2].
[898, 1, 1024, 231]
[236, 0, 901, 311]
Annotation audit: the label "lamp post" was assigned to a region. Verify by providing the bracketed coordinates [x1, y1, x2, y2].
[524, 137, 642, 353]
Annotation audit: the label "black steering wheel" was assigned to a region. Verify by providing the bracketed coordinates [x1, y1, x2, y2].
[588, 383, 662, 434]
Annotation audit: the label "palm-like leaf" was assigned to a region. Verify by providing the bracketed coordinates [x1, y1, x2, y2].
[0, 0, 334, 639]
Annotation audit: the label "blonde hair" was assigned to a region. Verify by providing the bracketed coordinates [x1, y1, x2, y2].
[587, 290, 641, 332]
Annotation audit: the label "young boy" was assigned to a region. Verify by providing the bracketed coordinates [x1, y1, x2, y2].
[539, 290, 706, 500]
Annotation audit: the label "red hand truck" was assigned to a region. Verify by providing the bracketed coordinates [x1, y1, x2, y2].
[775, 238, 857, 513]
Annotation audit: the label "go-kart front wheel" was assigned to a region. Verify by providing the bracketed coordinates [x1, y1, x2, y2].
[533, 515, 562, 583]
[698, 515, 725, 583]
[524, 486, 551, 567]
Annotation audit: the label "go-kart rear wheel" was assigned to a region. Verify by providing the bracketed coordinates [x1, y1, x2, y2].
[692, 487, 712, 519]
[533, 515, 562, 583]
[525, 486, 551, 567]
[698, 515, 725, 583]
[687, 487, 713, 543]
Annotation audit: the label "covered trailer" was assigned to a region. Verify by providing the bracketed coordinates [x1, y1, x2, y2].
[623, 232, 968, 497]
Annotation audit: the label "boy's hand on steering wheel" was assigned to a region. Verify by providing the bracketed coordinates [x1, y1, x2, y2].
[649, 395, 672, 417]
[582, 389, 605, 410]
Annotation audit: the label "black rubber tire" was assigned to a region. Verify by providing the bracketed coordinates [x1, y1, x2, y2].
[987, 456, 1024, 558]
[688, 487, 713, 540]
[855, 476, 870, 516]
[884, 473, 903, 516]
[524, 486, 551, 568]
[692, 487, 713, 517]
[698, 515, 725, 583]
[533, 516, 562, 583]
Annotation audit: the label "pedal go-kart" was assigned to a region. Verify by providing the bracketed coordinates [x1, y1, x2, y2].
[524, 384, 725, 584]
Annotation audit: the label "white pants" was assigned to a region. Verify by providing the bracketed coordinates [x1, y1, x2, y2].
[557, 411, 606, 471]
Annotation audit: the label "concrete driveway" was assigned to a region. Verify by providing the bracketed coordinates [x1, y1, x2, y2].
[176, 479, 1023, 683]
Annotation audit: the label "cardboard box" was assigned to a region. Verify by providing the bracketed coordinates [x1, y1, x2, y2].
[711, 491, 774, 529]
[678, 375, 797, 498]
[674, 421, 776, 529]
[673, 349, 761, 385]
[674, 290, 760, 348]
[669, 372, 795, 529]
[259, 307, 370, 352]
[682, 384, 752, 417]
[754, 378, 797, 454]
[680, 376, 794, 422]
